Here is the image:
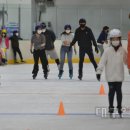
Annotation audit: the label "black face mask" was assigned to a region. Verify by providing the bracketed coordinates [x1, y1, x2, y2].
[80, 24, 86, 28]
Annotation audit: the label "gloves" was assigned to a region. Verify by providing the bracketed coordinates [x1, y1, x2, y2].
[95, 46, 99, 53]
[30, 49, 33, 54]
[96, 74, 101, 81]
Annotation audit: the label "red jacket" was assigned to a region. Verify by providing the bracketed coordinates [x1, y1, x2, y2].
[128, 31, 130, 69]
[0, 36, 9, 49]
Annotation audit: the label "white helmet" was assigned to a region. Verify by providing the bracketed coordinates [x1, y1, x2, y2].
[109, 29, 121, 38]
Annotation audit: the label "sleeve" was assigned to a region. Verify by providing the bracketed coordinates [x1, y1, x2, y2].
[61, 34, 66, 42]
[71, 29, 78, 46]
[50, 31, 56, 42]
[96, 50, 108, 74]
[31, 36, 34, 45]
[42, 35, 46, 44]
[89, 29, 97, 47]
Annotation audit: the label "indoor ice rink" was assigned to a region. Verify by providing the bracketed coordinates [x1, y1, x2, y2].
[0, 0, 130, 130]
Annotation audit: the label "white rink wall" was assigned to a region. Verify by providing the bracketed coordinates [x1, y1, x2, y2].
[6, 40, 128, 63]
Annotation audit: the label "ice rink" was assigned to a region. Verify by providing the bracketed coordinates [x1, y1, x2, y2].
[0, 63, 130, 130]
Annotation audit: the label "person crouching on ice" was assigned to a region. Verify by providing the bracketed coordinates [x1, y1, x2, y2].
[96, 29, 127, 118]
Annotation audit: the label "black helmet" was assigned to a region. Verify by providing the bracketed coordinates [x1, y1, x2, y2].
[64, 24, 71, 30]
[41, 22, 46, 29]
[79, 18, 86, 24]
[13, 30, 18, 35]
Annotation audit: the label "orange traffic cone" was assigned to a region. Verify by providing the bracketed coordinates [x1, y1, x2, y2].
[99, 84, 105, 95]
[58, 101, 65, 116]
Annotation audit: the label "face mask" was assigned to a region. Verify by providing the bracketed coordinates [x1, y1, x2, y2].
[42, 29, 46, 33]
[112, 41, 120, 47]
[16, 33, 19, 36]
[65, 30, 71, 34]
[37, 30, 42, 34]
[80, 24, 86, 28]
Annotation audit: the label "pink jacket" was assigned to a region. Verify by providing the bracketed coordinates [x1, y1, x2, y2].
[0, 36, 9, 49]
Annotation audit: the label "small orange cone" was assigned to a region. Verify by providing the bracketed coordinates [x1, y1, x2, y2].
[58, 101, 65, 116]
[99, 84, 105, 95]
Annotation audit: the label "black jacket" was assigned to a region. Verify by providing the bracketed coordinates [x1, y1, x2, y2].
[71, 26, 97, 49]
[42, 29, 56, 50]
[10, 35, 22, 48]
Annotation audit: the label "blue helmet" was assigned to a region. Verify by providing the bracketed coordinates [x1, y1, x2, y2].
[35, 25, 42, 31]
[64, 25, 71, 30]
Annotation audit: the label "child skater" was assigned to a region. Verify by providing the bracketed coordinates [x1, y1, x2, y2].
[96, 29, 127, 118]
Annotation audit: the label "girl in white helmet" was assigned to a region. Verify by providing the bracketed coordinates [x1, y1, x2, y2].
[96, 29, 127, 118]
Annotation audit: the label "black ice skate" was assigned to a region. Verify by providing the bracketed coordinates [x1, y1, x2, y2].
[58, 70, 63, 79]
[69, 70, 73, 79]
[44, 73, 48, 79]
[78, 75, 82, 80]
[32, 74, 37, 79]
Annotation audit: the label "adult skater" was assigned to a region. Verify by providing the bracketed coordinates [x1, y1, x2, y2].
[58, 25, 77, 79]
[69, 18, 99, 80]
[96, 29, 127, 118]
[41, 22, 60, 70]
[0, 29, 9, 64]
[10, 30, 25, 63]
[30, 25, 48, 79]
[97, 26, 109, 56]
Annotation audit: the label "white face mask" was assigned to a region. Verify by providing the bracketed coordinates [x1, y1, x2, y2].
[65, 30, 71, 34]
[112, 41, 120, 47]
[37, 30, 42, 34]
[16, 33, 19, 36]
[42, 29, 46, 33]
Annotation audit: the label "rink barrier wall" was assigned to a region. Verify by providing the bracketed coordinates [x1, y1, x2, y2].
[6, 40, 128, 64]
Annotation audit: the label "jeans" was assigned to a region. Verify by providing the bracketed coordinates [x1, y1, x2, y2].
[97, 44, 104, 57]
[59, 46, 73, 70]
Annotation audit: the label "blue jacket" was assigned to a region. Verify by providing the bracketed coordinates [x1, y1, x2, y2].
[97, 31, 108, 45]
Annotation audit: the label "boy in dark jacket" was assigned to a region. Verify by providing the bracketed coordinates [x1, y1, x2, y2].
[10, 30, 25, 63]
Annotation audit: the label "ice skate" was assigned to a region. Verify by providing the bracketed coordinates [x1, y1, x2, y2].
[32, 74, 37, 79]
[69, 70, 73, 79]
[58, 70, 63, 79]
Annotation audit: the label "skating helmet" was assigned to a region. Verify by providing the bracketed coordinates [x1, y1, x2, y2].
[64, 25, 71, 30]
[79, 18, 86, 24]
[35, 25, 42, 31]
[109, 29, 121, 38]
[41, 22, 46, 29]
[2, 29, 7, 33]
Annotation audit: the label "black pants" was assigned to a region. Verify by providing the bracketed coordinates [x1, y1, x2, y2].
[79, 47, 97, 75]
[32, 49, 48, 75]
[108, 82, 122, 113]
[12, 47, 23, 61]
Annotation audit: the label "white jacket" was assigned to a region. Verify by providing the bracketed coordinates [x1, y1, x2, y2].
[97, 46, 127, 82]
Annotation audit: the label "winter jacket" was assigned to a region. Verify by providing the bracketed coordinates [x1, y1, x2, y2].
[42, 29, 56, 50]
[0, 36, 9, 49]
[71, 26, 97, 49]
[10, 35, 22, 48]
[97, 31, 108, 44]
[127, 31, 130, 69]
[96, 46, 127, 82]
